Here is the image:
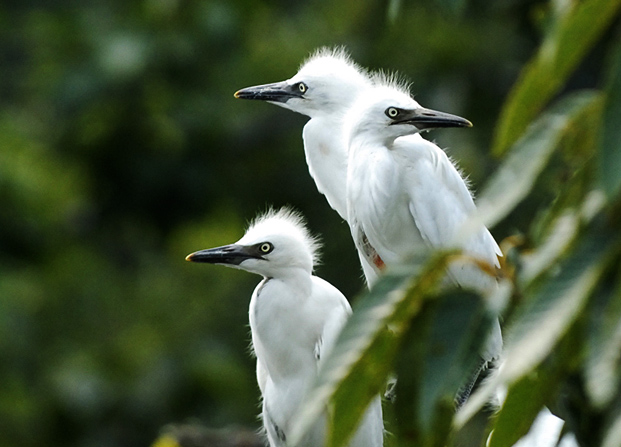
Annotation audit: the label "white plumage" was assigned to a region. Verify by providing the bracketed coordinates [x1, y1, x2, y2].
[343, 81, 503, 378]
[186, 208, 384, 447]
[235, 48, 379, 284]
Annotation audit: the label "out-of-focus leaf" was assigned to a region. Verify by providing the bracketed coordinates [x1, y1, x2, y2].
[395, 290, 492, 447]
[489, 378, 558, 447]
[458, 91, 600, 239]
[488, 315, 581, 447]
[289, 252, 455, 447]
[387, 0, 402, 23]
[584, 268, 621, 409]
[518, 211, 580, 285]
[599, 39, 621, 200]
[491, 0, 621, 156]
[602, 394, 621, 447]
[457, 218, 619, 426]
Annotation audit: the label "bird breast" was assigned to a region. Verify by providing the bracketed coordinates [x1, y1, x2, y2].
[249, 278, 322, 381]
[348, 147, 426, 268]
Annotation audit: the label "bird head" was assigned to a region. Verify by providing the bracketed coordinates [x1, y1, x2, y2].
[344, 82, 472, 147]
[186, 208, 320, 278]
[234, 47, 371, 118]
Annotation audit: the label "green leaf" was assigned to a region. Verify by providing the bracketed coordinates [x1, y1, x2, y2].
[489, 377, 559, 447]
[457, 217, 619, 426]
[288, 252, 455, 447]
[491, 0, 621, 156]
[602, 392, 621, 447]
[599, 39, 621, 199]
[488, 314, 582, 447]
[459, 91, 600, 237]
[395, 290, 493, 447]
[518, 211, 580, 286]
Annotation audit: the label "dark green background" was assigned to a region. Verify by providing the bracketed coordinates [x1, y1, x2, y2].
[0, 1, 614, 446]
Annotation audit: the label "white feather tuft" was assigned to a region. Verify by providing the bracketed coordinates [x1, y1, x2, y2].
[369, 69, 413, 96]
[246, 206, 322, 268]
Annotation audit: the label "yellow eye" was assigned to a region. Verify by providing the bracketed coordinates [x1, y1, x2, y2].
[260, 243, 273, 253]
[386, 107, 399, 118]
[298, 82, 307, 93]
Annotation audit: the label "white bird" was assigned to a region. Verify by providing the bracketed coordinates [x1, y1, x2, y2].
[186, 208, 384, 447]
[343, 80, 503, 402]
[234, 48, 380, 285]
[235, 48, 371, 221]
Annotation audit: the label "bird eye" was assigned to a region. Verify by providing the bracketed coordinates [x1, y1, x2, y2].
[297, 82, 308, 94]
[386, 107, 400, 118]
[259, 242, 273, 254]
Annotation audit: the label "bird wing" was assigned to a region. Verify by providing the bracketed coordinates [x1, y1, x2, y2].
[398, 135, 501, 270]
[399, 136, 503, 361]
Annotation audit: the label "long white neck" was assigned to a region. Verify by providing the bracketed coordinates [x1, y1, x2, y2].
[302, 117, 349, 220]
[249, 269, 316, 382]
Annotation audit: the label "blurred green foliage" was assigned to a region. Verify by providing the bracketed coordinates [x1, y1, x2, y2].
[1, 1, 619, 447]
[288, 1, 621, 447]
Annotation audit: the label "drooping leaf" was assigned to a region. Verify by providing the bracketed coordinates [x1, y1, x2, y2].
[492, 0, 621, 156]
[458, 91, 600, 239]
[457, 217, 620, 426]
[599, 39, 621, 200]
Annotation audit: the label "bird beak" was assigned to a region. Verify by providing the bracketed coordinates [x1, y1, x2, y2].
[186, 244, 260, 266]
[234, 81, 302, 103]
[392, 107, 473, 130]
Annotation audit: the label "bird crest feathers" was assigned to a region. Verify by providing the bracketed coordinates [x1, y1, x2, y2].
[299, 46, 369, 81]
[246, 207, 322, 267]
[370, 69, 413, 96]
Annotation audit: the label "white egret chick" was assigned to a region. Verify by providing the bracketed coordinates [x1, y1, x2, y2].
[234, 48, 371, 222]
[234, 48, 377, 284]
[344, 82, 503, 402]
[186, 208, 384, 447]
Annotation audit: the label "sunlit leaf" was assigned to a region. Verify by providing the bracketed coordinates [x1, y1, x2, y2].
[599, 39, 621, 200]
[492, 0, 621, 156]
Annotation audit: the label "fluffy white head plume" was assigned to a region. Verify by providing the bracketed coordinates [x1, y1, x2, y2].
[299, 46, 368, 81]
[369, 69, 413, 97]
[243, 207, 322, 269]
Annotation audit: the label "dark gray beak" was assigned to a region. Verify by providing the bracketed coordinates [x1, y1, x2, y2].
[392, 107, 473, 130]
[234, 81, 302, 103]
[186, 244, 261, 266]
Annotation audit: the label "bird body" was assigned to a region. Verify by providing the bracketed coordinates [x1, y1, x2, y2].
[345, 84, 501, 288]
[349, 131, 501, 290]
[186, 208, 383, 447]
[344, 83, 503, 382]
